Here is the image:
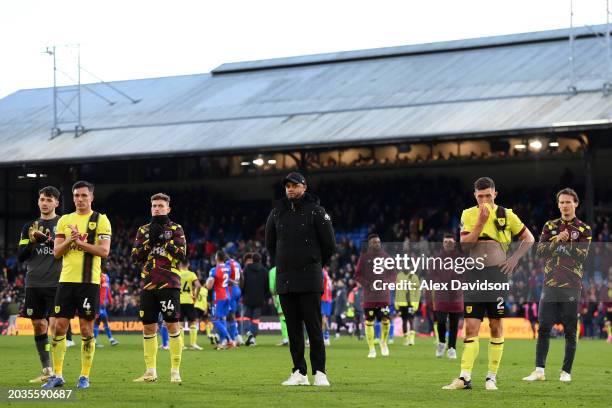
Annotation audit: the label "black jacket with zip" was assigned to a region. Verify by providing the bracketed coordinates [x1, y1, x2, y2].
[265, 192, 336, 295]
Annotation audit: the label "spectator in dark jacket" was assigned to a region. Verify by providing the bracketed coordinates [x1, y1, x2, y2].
[241, 252, 269, 346]
[265, 172, 336, 387]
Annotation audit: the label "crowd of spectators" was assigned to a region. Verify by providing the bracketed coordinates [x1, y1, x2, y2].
[1, 175, 610, 338]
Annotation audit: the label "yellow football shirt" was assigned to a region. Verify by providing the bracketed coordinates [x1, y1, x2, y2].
[195, 287, 208, 312]
[56, 211, 112, 284]
[180, 269, 199, 304]
[460, 204, 525, 246]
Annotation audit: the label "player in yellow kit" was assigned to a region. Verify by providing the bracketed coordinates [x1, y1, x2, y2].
[443, 177, 533, 391]
[42, 181, 112, 390]
[179, 261, 202, 350]
[395, 270, 420, 346]
[194, 282, 215, 345]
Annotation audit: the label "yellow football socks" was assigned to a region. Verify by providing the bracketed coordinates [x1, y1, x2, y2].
[169, 331, 183, 370]
[189, 325, 197, 346]
[143, 334, 158, 370]
[365, 321, 375, 348]
[381, 319, 390, 344]
[51, 335, 67, 377]
[488, 337, 504, 377]
[80, 336, 96, 378]
[460, 337, 479, 379]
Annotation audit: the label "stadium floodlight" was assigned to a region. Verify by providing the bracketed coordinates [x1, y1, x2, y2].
[529, 140, 543, 150]
[240, 161, 250, 166]
[514, 144, 527, 149]
[252, 158, 264, 166]
[26, 173, 37, 178]
[268, 159, 277, 165]
[549, 141, 560, 147]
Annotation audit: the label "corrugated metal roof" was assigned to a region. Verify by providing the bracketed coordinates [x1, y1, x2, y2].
[2, 25, 612, 164]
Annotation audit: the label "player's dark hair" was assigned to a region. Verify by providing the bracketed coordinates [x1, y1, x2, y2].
[151, 192, 171, 203]
[215, 250, 228, 263]
[39, 186, 60, 200]
[243, 252, 253, 263]
[443, 233, 455, 240]
[252, 253, 262, 263]
[474, 177, 495, 191]
[72, 180, 94, 193]
[556, 188, 579, 204]
[367, 233, 380, 241]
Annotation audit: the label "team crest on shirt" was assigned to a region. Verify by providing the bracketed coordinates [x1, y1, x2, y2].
[466, 306, 472, 313]
[139, 310, 144, 318]
[497, 218, 506, 227]
[55, 306, 61, 313]
[26, 308, 33, 316]
[571, 230, 579, 240]
[164, 230, 172, 240]
[88, 222, 97, 230]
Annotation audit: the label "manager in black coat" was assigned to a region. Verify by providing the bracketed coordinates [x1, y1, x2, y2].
[265, 172, 336, 386]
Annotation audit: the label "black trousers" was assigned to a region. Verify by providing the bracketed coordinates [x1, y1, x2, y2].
[279, 292, 325, 375]
[536, 287, 580, 373]
[435, 311, 461, 349]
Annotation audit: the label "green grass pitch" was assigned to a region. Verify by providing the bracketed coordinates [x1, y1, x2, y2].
[0, 334, 609, 407]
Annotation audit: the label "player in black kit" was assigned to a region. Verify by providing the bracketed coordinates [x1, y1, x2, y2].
[17, 186, 63, 383]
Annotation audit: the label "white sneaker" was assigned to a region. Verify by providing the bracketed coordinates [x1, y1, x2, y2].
[313, 371, 330, 386]
[189, 344, 203, 350]
[523, 369, 546, 381]
[367, 348, 377, 358]
[236, 335, 244, 346]
[66, 340, 75, 348]
[170, 369, 182, 383]
[447, 348, 457, 359]
[282, 370, 310, 386]
[380, 342, 389, 357]
[324, 338, 331, 346]
[133, 370, 158, 383]
[485, 378, 498, 390]
[559, 371, 571, 382]
[442, 377, 472, 390]
[29, 367, 53, 383]
[436, 342, 446, 358]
